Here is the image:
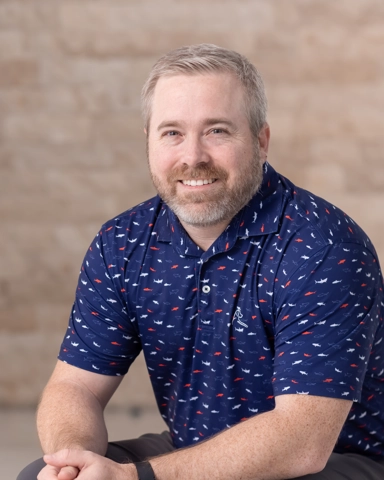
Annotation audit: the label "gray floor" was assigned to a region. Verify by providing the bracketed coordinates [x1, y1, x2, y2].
[1, 407, 166, 479]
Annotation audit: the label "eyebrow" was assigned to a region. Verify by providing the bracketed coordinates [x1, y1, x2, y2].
[156, 118, 237, 132]
[156, 121, 182, 131]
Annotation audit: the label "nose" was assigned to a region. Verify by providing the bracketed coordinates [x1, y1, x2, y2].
[182, 134, 210, 167]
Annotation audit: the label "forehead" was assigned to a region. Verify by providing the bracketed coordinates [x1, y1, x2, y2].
[150, 73, 247, 124]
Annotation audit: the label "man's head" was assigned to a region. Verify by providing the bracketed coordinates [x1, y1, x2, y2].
[142, 44, 270, 230]
[141, 44, 267, 140]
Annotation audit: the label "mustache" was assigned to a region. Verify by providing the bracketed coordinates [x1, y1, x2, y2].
[168, 164, 229, 181]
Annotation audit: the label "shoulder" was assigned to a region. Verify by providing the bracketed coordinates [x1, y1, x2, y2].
[278, 174, 377, 256]
[98, 195, 166, 246]
[102, 195, 163, 232]
[88, 195, 165, 264]
[265, 173, 382, 293]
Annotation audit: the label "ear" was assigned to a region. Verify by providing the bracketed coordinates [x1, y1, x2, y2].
[144, 128, 148, 135]
[258, 123, 270, 161]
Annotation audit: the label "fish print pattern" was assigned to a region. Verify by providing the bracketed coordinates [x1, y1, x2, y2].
[59, 163, 384, 457]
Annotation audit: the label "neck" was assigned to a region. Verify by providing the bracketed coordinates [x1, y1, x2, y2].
[179, 219, 230, 251]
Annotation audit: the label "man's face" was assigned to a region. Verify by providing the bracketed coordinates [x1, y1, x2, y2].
[147, 73, 268, 228]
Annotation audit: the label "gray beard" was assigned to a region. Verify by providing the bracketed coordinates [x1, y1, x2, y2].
[150, 152, 264, 228]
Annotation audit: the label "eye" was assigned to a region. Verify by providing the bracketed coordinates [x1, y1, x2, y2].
[211, 128, 227, 134]
[165, 130, 179, 136]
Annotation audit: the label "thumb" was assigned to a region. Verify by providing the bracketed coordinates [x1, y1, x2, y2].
[44, 449, 88, 471]
[58, 466, 80, 480]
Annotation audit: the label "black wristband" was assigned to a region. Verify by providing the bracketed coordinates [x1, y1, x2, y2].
[134, 460, 156, 480]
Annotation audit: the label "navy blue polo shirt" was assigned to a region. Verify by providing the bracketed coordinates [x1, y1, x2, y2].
[60, 162, 384, 457]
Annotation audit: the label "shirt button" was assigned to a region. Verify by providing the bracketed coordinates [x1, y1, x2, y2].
[202, 285, 210, 294]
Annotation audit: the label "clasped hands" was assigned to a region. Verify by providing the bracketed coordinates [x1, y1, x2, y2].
[37, 449, 138, 480]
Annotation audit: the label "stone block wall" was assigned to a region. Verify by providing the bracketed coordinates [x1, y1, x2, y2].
[1, 0, 383, 408]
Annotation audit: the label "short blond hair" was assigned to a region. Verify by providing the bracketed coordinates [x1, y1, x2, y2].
[141, 44, 267, 138]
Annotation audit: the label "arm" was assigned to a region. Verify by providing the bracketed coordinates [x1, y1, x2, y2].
[148, 394, 352, 480]
[43, 394, 352, 480]
[37, 360, 123, 455]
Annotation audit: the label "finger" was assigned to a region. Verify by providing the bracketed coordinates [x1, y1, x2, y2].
[44, 449, 89, 470]
[57, 466, 80, 480]
[37, 463, 60, 480]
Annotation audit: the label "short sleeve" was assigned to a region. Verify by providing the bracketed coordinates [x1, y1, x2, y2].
[272, 243, 382, 401]
[59, 226, 142, 375]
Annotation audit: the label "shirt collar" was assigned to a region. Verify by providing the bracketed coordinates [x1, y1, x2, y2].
[237, 161, 284, 238]
[155, 162, 284, 256]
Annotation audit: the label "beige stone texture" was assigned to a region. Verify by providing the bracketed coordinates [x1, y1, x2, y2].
[0, 60, 39, 88]
[0, 0, 383, 409]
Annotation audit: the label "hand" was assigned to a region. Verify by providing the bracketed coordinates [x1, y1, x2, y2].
[39, 449, 136, 480]
[37, 463, 79, 480]
[37, 465, 79, 480]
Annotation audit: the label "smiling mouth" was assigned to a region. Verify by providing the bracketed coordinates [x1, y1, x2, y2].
[181, 179, 218, 186]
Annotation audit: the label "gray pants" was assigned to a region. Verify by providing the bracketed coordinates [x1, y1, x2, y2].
[17, 431, 384, 480]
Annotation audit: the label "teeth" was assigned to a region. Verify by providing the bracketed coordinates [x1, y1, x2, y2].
[182, 179, 215, 186]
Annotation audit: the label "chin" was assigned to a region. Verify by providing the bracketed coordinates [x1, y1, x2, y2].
[170, 203, 235, 228]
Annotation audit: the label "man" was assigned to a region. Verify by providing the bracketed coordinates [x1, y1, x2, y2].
[19, 44, 384, 480]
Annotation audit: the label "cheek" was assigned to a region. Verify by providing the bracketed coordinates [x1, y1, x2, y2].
[150, 148, 181, 172]
[216, 151, 239, 171]
[149, 157, 173, 181]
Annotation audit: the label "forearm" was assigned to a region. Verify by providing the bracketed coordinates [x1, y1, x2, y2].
[37, 380, 108, 455]
[149, 407, 332, 480]
[43, 396, 351, 480]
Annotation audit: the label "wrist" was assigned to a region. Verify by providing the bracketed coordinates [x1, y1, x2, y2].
[119, 462, 138, 480]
